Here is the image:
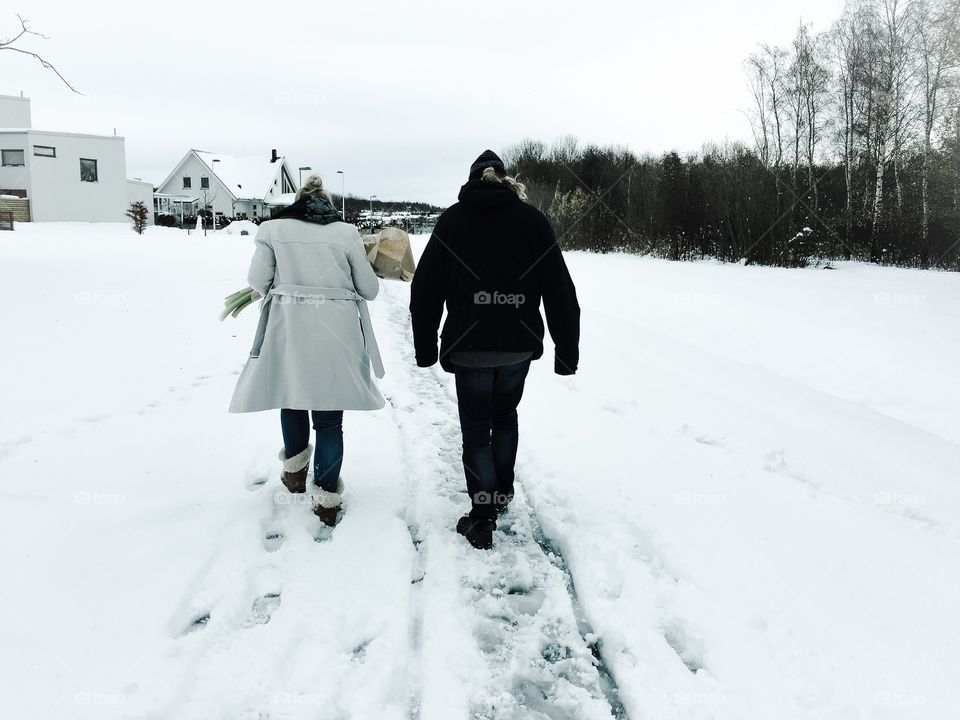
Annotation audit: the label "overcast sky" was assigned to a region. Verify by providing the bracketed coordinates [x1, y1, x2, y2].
[6, 0, 843, 206]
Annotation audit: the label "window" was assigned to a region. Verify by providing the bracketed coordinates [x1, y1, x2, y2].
[1, 149, 25, 167]
[183, 177, 192, 189]
[34, 145, 56, 158]
[79, 158, 98, 182]
[200, 177, 209, 189]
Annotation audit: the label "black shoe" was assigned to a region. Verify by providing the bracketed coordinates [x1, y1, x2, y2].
[494, 493, 514, 516]
[456, 515, 495, 550]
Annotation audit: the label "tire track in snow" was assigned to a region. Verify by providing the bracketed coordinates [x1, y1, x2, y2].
[378, 282, 625, 719]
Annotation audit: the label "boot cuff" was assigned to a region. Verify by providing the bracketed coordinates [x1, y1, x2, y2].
[310, 477, 345, 508]
[279, 444, 313, 473]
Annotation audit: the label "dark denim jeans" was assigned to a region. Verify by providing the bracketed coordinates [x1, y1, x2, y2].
[280, 409, 343, 492]
[453, 360, 531, 520]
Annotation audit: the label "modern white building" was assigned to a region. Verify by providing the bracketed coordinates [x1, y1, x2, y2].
[155, 149, 298, 224]
[0, 93, 153, 223]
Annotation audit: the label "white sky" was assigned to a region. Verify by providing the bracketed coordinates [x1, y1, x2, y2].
[4, 0, 844, 206]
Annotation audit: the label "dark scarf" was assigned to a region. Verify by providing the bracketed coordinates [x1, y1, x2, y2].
[273, 195, 342, 224]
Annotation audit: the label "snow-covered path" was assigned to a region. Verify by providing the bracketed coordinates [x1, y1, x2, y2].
[2, 223, 959, 719]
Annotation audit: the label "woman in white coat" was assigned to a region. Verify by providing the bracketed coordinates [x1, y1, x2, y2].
[229, 175, 385, 525]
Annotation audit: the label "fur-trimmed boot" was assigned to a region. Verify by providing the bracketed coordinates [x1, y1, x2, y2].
[279, 445, 313, 494]
[310, 478, 345, 527]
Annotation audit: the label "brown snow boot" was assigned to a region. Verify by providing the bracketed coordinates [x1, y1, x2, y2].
[310, 477, 345, 527]
[279, 445, 312, 494]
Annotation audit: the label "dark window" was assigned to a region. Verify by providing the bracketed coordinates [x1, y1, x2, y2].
[200, 177, 209, 189]
[1, 149, 25, 167]
[33, 145, 56, 158]
[79, 158, 98, 182]
[183, 177, 192, 189]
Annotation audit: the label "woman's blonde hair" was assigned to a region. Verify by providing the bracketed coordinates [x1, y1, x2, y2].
[481, 166, 527, 201]
[297, 174, 336, 205]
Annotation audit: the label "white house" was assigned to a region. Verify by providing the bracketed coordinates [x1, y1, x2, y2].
[0, 93, 153, 223]
[155, 149, 298, 224]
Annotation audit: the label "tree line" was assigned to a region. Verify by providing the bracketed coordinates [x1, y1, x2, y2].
[504, 0, 960, 269]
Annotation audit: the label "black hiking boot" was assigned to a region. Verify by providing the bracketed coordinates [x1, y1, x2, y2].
[456, 515, 496, 550]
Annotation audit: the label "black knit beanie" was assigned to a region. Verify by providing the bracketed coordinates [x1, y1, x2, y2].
[468, 149, 506, 180]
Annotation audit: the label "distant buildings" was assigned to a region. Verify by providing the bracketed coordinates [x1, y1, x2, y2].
[154, 149, 298, 224]
[0, 93, 153, 223]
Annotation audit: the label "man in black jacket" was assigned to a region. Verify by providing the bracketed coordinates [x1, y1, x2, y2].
[409, 150, 581, 549]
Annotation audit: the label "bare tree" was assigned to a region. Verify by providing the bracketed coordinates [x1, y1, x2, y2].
[0, 14, 80, 93]
[831, 2, 871, 253]
[746, 45, 789, 168]
[914, 0, 959, 263]
[864, 0, 916, 258]
[792, 23, 831, 212]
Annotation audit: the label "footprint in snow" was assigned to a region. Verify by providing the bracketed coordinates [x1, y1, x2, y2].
[245, 473, 269, 491]
[175, 611, 212, 638]
[245, 592, 281, 627]
[762, 449, 820, 490]
[662, 618, 705, 674]
[680, 423, 726, 447]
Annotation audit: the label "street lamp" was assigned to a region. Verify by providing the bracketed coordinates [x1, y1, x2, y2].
[336, 170, 345, 219]
[369, 195, 377, 227]
[298, 166, 311, 187]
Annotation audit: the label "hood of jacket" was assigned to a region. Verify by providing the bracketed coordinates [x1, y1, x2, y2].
[457, 179, 522, 210]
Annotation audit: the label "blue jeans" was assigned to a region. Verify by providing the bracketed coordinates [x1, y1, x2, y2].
[453, 360, 531, 520]
[280, 409, 343, 492]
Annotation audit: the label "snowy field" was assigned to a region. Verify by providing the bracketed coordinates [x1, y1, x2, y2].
[2, 222, 959, 720]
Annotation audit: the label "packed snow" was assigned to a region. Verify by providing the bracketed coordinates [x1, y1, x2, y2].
[1, 222, 958, 719]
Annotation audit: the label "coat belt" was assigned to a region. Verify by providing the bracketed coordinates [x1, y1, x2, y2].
[250, 284, 385, 379]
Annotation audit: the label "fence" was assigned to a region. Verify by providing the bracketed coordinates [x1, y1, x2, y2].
[0, 197, 30, 226]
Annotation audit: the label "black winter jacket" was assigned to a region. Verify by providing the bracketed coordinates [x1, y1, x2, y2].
[410, 180, 580, 375]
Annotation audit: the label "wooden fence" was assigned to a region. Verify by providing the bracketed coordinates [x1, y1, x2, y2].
[0, 197, 30, 226]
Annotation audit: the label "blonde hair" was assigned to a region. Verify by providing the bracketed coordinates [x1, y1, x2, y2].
[481, 166, 527, 201]
[297, 174, 335, 204]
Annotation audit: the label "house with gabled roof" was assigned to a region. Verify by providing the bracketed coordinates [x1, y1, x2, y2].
[154, 148, 298, 223]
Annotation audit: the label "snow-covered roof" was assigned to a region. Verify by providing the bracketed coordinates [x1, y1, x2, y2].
[194, 151, 287, 201]
[267, 192, 297, 207]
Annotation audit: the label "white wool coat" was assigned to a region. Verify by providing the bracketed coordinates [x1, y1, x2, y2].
[229, 218, 385, 413]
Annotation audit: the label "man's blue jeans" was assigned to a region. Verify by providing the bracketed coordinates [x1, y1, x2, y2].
[280, 409, 343, 492]
[453, 360, 531, 520]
